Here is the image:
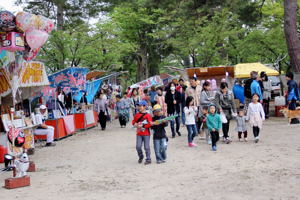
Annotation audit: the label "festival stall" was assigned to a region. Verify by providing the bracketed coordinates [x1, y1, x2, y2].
[234, 62, 280, 78]
[0, 10, 55, 187]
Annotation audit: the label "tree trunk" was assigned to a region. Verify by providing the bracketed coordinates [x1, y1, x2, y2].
[55, 1, 64, 30]
[136, 46, 149, 82]
[148, 50, 160, 77]
[284, 0, 300, 72]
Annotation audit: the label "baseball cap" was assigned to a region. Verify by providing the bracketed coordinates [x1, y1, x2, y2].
[137, 100, 148, 106]
[153, 104, 161, 111]
[39, 105, 47, 110]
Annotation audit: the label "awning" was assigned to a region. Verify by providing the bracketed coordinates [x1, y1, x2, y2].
[235, 62, 279, 78]
[86, 70, 106, 81]
[185, 66, 234, 79]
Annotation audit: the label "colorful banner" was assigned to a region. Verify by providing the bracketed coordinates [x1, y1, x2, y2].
[130, 75, 162, 89]
[19, 61, 49, 87]
[48, 67, 89, 89]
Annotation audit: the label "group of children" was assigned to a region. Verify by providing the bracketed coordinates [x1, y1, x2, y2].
[132, 92, 265, 164]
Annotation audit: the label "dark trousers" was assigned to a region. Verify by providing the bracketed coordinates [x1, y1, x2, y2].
[98, 111, 107, 129]
[169, 114, 180, 136]
[119, 116, 127, 126]
[210, 131, 219, 147]
[136, 135, 151, 161]
[238, 131, 248, 139]
[222, 121, 230, 138]
[263, 99, 270, 118]
[253, 126, 260, 137]
[196, 118, 202, 134]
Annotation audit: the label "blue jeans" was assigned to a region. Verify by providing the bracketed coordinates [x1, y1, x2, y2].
[169, 115, 180, 136]
[136, 135, 151, 162]
[153, 138, 167, 162]
[181, 104, 186, 125]
[186, 124, 197, 143]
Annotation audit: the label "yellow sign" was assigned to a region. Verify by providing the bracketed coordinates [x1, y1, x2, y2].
[19, 61, 49, 87]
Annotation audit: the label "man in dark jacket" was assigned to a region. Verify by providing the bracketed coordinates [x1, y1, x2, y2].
[165, 83, 181, 138]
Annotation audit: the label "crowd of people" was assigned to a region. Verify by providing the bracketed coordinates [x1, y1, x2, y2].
[93, 71, 300, 165]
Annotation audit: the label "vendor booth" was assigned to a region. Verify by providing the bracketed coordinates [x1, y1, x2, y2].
[234, 62, 280, 78]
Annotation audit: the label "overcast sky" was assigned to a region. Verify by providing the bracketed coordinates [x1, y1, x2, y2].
[0, 0, 23, 13]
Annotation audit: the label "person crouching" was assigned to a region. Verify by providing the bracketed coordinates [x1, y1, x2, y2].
[151, 104, 168, 164]
[132, 100, 153, 165]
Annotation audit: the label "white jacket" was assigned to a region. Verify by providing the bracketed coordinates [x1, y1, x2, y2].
[184, 106, 198, 125]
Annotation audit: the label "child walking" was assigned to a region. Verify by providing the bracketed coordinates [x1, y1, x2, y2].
[246, 93, 265, 143]
[235, 109, 248, 142]
[151, 104, 168, 164]
[132, 100, 153, 165]
[199, 106, 211, 144]
[206, 104, 222, 151]
[184, 96, 198, 147]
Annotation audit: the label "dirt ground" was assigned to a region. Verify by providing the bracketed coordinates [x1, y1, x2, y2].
[0, 117, 300, 200]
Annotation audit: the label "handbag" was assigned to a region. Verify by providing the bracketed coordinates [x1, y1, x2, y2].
[220, 111, 228, 123]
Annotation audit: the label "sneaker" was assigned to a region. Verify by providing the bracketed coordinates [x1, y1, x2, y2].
[225, 138, 231, 144]
[254, 137, 259, 143]
[45, 142, 56, 147]
[157, 160, 163, 164]
[192, 143, 197, 147]
[212, 146, 217, 151]
[244, 138, 248, 142]
[138, 158, 143, 164]
[144, 160, 151, 165]
[172, 135, 175, 138]
[188, 143, 193, 147]
[177, 131, 181, 136]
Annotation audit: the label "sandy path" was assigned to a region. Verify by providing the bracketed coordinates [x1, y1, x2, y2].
[0, 118, 299, 200]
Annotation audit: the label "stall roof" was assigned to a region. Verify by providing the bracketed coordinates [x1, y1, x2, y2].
[185, 66, 234, 79]
[86, 70, 106, 81]
[235, 62, 279, 78]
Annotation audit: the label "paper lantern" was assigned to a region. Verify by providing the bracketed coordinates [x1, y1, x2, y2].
[0, 11, 16, 32]
[23, 46, 40, 61]
[7, 127, 25, 148]
[25, 29, 48, 50]
[0, 32, 25, 52]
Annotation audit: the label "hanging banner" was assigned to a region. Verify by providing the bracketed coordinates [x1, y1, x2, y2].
[130, 75, 162, 89]
[48, 67, 89, 89]
[19, 61, 49, 87]
[63, 115, 75, 135]
[86, 79, 102, 103]
[0, 68, 11, 97]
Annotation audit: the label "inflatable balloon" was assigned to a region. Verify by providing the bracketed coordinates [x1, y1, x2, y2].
[15, 12, 37, 32]
[0, 32, 25, 52]
[0, 11, 16, 32]
[23, 45, 40, 61]
[38, 15, 54, 33]
[25, 29, 49, 50]
[7, 127, 25, 148]
[16, 12, 54, 33]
